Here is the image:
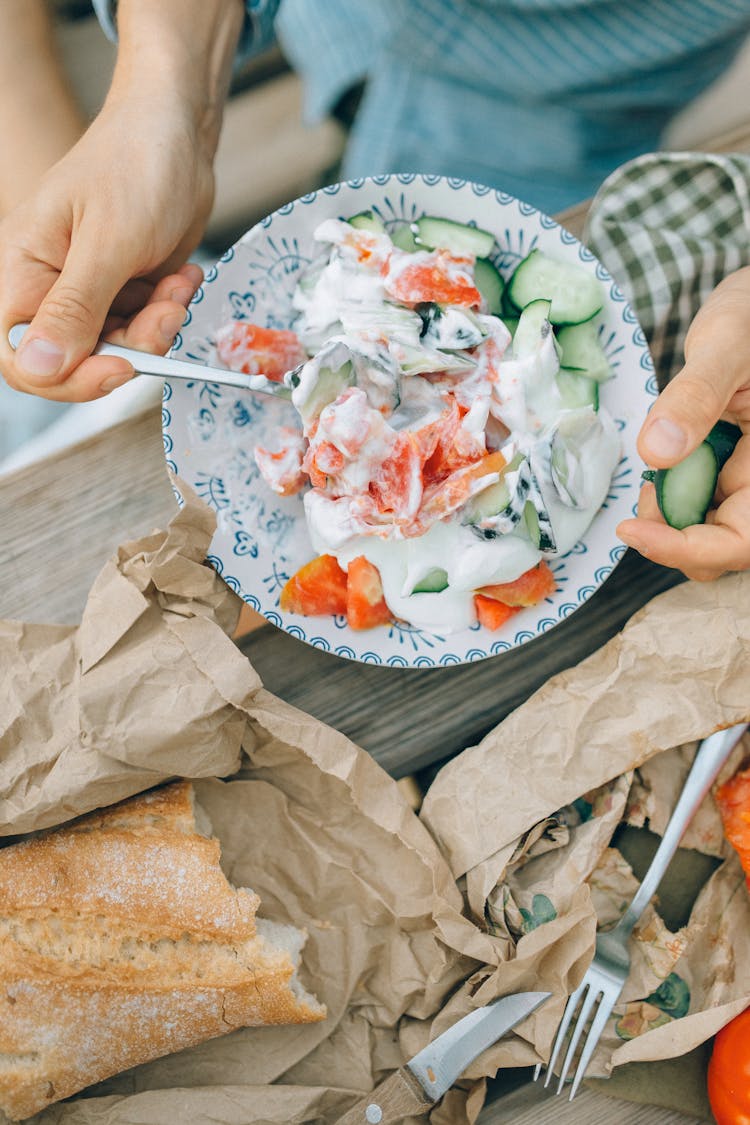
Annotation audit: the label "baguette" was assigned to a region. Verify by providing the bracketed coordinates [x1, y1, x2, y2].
[0, 782, 325, 1121]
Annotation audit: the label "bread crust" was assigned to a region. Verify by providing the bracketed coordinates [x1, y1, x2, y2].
[0, 782, 325, 1121]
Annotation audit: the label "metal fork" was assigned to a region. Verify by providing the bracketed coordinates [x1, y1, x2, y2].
[536, 721, 749, 1100]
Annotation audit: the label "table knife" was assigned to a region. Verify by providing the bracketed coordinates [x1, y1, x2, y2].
[337, 989, 550, 1124]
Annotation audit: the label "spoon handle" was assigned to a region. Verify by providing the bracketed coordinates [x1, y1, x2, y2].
[7, 323, 288, 398]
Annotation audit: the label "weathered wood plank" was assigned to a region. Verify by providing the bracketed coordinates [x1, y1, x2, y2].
[478, 1079, 707, 1123]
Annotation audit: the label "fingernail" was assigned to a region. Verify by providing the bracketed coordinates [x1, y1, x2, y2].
[100, 368, 133, 394]
[16, 337, 64, 379]
[642, 417, 687, 461]
[160, 309, 186, 342]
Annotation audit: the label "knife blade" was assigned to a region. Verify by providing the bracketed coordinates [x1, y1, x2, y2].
[336, 989, 550, 1124]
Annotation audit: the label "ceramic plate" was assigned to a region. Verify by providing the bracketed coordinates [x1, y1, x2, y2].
[162, 174, 655, 668]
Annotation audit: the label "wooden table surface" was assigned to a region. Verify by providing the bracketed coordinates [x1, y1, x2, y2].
[1, 194, 727, 1122]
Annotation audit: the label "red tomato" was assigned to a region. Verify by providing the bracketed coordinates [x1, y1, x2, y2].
[346, 556, 392, 630]
[216, 321, 307, 381]
[707, 1007, 750, 1125]
[279, 555, 348, 616]
[474, 594, 520, 631]
[370, 433, 423, 520]
[385, 254, 481, 308]
[416, 450, 507, 528]
[478, 561, 557, 607]
[716, 768, 750, 887]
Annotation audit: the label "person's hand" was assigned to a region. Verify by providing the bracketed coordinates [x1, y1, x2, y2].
[0, 94, 212, 402]
[618, 266, 750, 581]
[0, 0, 243, 402]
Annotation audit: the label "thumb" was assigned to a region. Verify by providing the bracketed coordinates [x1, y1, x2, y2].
[638, 267, 750, 468]
[636, 358, 728, 468]
[11, 232, 135, 391]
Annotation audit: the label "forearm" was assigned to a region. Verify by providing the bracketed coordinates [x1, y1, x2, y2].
[0, 0, 85, 215]
[107, 0, 245, 160]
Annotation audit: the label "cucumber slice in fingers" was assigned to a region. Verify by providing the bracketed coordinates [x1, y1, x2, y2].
[644, 444, 718, 530]
[415, 215, 495, 258]
[508, 249, 603, 325]
[642, 421, 742, 529]
[705, 419, 742, 467]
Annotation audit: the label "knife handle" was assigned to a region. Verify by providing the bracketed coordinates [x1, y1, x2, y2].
[336, 1068, 435, 1124]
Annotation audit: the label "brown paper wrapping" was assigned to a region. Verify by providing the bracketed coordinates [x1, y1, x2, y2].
[2, 490, 749, 1124]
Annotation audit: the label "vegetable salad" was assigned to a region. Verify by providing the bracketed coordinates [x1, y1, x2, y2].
[216, 211, 621, 633]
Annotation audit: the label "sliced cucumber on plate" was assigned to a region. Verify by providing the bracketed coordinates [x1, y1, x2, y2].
[556, 369, 599, 412]
[347, 210, 386, 234]
[556, 320, 611, 382]
[508, 249, 603, 326]
[411, 567, 450, 594]
[414, 215, 496, 258]
[390, 223, 420, 252]
[473, 257, 505, 315]
[513, 299, 552, 359]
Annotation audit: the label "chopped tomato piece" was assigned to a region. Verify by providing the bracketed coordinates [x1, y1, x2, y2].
[385, 251, 481, 308]
[422, 397, 486, 482]
[474, 594, 520, 631]
[716, 766, 750, 887]
[478, 561, 557, 607]
[216, 321, 307, 381]
[304, 439, 345, 486]
[279, 554, 348, 616]
[254, 426, 306, 496]
[346, 556, 392, 629]
[370, 433, 423, 520]
[415, 449, 506, 528]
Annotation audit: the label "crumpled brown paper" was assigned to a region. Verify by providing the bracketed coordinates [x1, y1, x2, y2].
[2, 489, 750, 1124]
[422, 573, 750, 1086]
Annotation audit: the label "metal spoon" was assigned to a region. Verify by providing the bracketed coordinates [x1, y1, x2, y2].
[7, 323, 290, 398]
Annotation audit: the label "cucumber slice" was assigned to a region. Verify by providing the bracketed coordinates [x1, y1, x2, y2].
[473, 257, 505, 315]
[289, 341, 355, 424]
[508, 249, 603, 325]
[556, 369, 599, 411]
[415, 215, 495, 258]
[644, 443, 719, 530]
[549, 408, 602, 509]
[513, 299, 552, 359]
[705, 420, 742, 468]
[556, 321, 611, 383]
[463, 453, 529, 537]
[391, 223, 420, 252]
[502, 316, 520, 338]
[348, 210, 386, 234]
[643, 421, 742, 529]
[411, 567, 449, 593]
[524, 499, 557, 553]
[502, 286, 521, 318]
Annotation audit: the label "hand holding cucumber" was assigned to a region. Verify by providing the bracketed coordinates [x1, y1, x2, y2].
[618, 267, 750, 581]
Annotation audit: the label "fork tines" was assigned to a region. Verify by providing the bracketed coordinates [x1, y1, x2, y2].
[534, 977, 616, 1100]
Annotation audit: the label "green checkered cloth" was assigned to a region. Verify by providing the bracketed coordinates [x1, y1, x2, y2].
[585, 152, 750, 387]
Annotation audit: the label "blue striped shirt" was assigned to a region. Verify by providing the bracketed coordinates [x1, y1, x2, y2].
[94, 0, 750, 214]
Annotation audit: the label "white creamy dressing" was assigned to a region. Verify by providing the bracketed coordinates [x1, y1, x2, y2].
[281, 219, 621, 633]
